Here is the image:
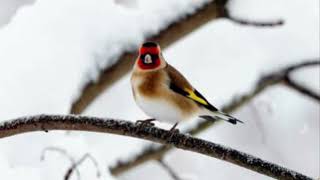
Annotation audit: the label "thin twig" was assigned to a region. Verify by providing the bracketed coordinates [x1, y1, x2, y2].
[260, 60, 320, 102]
[41, 147, 81, 180]
[223, 9, 284, 27]
[226, 15, 284, 27]
[109, 59, 320, 175]
[65, 153, 101, 180]
[282, 60, 320, 101]
[0, 114, 314, 180]
[158, 159, 182, 180]
[284, 77, 320, 101]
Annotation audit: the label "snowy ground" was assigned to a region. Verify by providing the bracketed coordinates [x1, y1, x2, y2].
[0, 0, 319, 179]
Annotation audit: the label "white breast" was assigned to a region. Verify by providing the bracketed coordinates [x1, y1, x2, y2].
[131, 75, 187, 124]
[134, 93, 186, 124]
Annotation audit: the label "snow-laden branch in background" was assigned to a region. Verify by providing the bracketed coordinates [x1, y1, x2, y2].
[70, 0, 284, 115]
[69, 0, 229, 114]
[109, 59, 320, 176]
[222, 8, 284, 27]
[0, 114, 314, 180]
[223, 0, 284, 27]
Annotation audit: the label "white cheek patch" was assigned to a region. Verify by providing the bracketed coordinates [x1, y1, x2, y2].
[144, 54, 152, 64]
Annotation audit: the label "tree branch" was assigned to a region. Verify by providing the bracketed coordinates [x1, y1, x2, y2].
[70, 0, 287, 115]
[70, 0, 228, 114]
[0, 114, 314, 180]
[109, 59, 320, 175]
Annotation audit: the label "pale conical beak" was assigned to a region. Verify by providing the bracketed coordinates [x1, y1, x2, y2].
[144, 54, 152, 64]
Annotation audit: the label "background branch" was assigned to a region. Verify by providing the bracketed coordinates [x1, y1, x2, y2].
[70, 0, 284, 115]
[284, 61, 320, 101]
[284, 77, 320, 101]
[260, 60, 320, 102]
[40, 147, 101, 180]
[109, 59, 320, 175]
[0, 114, 313, 180]
[70, 0, 228, 114]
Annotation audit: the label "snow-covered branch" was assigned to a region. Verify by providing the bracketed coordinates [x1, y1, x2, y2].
[70, 0, 284, 115]
[70, 0, 228, 114]
[225, 15, 284, 27]
[222, 8, 284, 27]
[0, 114, 313, 180]
[109, 59, 320, 176]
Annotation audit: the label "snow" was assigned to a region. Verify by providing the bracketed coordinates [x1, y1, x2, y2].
[0, 0, 211, 179]
[0, 0, 209, 120]
[0, 0, 319, 179]
[0, 0, 35, 27]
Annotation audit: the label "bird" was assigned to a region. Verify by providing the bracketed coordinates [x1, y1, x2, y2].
[131, 41, 243, 131]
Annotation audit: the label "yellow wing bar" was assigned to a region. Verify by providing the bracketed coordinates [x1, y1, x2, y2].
[169, 82, 217, 111]
[184, 88, 208, 106]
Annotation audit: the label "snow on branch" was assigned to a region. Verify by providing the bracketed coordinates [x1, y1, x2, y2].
[70, 0, 284, 115]
[222, 8, 284, 27]
[70, 0, 229, 114]
[225, 15, 284, 27]
[109, 59, 320, 176]
[0, 114, 314, 180]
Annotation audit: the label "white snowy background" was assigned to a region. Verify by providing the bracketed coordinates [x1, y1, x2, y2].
[0, 0, 319, 179]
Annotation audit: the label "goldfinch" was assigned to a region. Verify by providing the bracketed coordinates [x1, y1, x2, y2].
[131, 42, 243, 130]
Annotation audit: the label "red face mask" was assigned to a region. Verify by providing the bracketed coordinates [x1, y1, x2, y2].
[138, 46, 161, 70]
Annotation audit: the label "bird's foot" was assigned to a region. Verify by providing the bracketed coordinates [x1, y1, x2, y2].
[135, 118, 156, 133]
[135, 118, 156, 126]
[167, 123, 179, 143]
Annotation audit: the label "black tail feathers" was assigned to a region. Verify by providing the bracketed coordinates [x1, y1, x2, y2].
[199, 114, 244, 125]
